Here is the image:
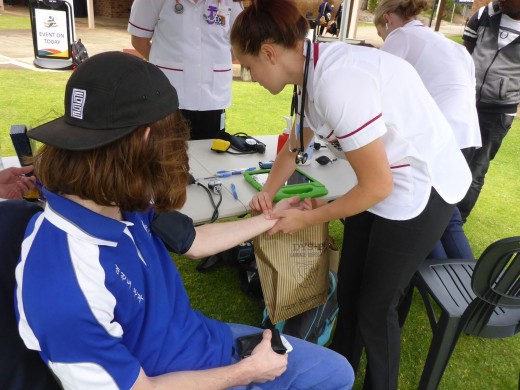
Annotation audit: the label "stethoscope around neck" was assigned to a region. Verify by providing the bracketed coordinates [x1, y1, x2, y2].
[290, 39, 312, 165]
[174, 0, 222, 23]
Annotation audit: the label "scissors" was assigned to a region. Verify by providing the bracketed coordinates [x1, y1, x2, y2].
[206, 167, 256, 179]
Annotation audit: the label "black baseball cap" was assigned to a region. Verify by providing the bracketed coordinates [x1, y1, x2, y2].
[28, 51, 179, 151]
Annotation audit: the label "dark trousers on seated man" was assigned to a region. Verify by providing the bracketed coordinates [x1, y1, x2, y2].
[181, 109, 226, 140]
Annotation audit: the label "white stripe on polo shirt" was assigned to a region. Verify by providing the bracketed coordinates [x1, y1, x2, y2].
[49, 361, 118, 389]
[16, 212, 45, 351]
[67, 234, 124, 339]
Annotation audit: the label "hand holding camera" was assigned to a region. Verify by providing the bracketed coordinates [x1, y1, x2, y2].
[237, 329, 290, 384]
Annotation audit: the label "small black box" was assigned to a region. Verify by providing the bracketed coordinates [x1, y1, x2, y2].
[10, 125, 33, 166]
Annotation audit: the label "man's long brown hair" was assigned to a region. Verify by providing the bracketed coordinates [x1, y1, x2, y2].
[33, 111, 190, 213]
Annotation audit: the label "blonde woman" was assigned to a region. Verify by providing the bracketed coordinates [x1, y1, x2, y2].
[374, 0, 481, 153]
[374, 0, 481, 260]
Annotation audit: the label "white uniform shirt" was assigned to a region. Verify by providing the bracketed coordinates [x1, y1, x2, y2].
[301, 42, 471, 220]
[128, 0, 243, 111]
[381, 20, 481, 149]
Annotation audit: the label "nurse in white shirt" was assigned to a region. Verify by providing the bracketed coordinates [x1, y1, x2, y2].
[128, 0, 243, 140]
[374, 0, 480, 260]
[374, 0, 481, 154]
[230, 0, 471, 389]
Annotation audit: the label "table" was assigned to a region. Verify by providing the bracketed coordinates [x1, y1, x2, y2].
[181, 154, 249, 224]
[1, 156, 21, 169]
[1, 136, 358, 224]
[183, 135, 357, 224]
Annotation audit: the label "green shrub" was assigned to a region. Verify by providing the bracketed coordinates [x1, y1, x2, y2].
[368, 0, 378, 13]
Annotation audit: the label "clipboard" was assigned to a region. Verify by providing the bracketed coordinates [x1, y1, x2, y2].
[243, 168, 328, 202]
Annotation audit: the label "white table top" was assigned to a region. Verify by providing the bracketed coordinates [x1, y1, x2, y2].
[184, 135, 357, 224]
[1, 156, 21, 169]
[180, 154, 248, 225]
[1, 135, 358, 224]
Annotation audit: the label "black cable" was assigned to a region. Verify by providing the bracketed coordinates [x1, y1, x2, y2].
[225, 149, 258, 155]
[296, 39, 311, 164]
[288, 40, 311, 164]
[211, 191, 223, 223]
[196, 182, 222, 223]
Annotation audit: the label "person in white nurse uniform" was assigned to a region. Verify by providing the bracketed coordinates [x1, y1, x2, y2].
[374, 0, 481, 261]
[230, 0, 472, 388]
[128, 0, 243, 140]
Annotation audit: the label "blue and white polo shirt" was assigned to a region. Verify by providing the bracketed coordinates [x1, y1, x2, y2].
[15, 190, 232, 389]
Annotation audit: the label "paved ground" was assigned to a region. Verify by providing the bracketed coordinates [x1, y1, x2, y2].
[0, 5, 467, 71]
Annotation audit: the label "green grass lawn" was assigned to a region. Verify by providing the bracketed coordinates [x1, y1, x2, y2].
[0, 26, 518, 389]
[0, 13, 31, 29]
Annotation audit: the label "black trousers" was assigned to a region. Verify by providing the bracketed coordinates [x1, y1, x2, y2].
[458, 111, 514, 222]
[330, 188, 454, 390]
[180, 109, 225, 141]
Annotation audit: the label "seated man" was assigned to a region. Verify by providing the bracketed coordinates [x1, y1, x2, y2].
[15, 51, 354, 389]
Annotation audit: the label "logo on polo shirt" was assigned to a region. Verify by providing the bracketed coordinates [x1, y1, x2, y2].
[115, 264, 144, 303]
[71, 88, 86, 119]
[141, 220, 151, 235]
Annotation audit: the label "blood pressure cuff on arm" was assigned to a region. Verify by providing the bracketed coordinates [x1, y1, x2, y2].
[152, 211, 196, 254]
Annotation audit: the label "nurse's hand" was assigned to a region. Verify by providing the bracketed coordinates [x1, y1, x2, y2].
[250, 191, 273, 214]
[301, 197, 327, 210]
[268, 208, 309, 235]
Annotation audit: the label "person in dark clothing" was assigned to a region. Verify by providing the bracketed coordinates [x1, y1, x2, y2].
[459, 0, 520, 222]
[335, 2, 344, 36]
[315, 0, 333, 36]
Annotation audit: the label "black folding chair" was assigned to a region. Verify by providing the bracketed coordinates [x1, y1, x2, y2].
[413, 236, 520, 390]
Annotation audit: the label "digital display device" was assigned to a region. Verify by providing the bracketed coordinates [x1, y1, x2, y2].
[244, 168, 328, 202]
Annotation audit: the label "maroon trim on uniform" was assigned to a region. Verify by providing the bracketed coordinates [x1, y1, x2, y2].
[157, 65, 183, 72]
[337, 113, 382, 139]
[128, 21, 154, 32]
